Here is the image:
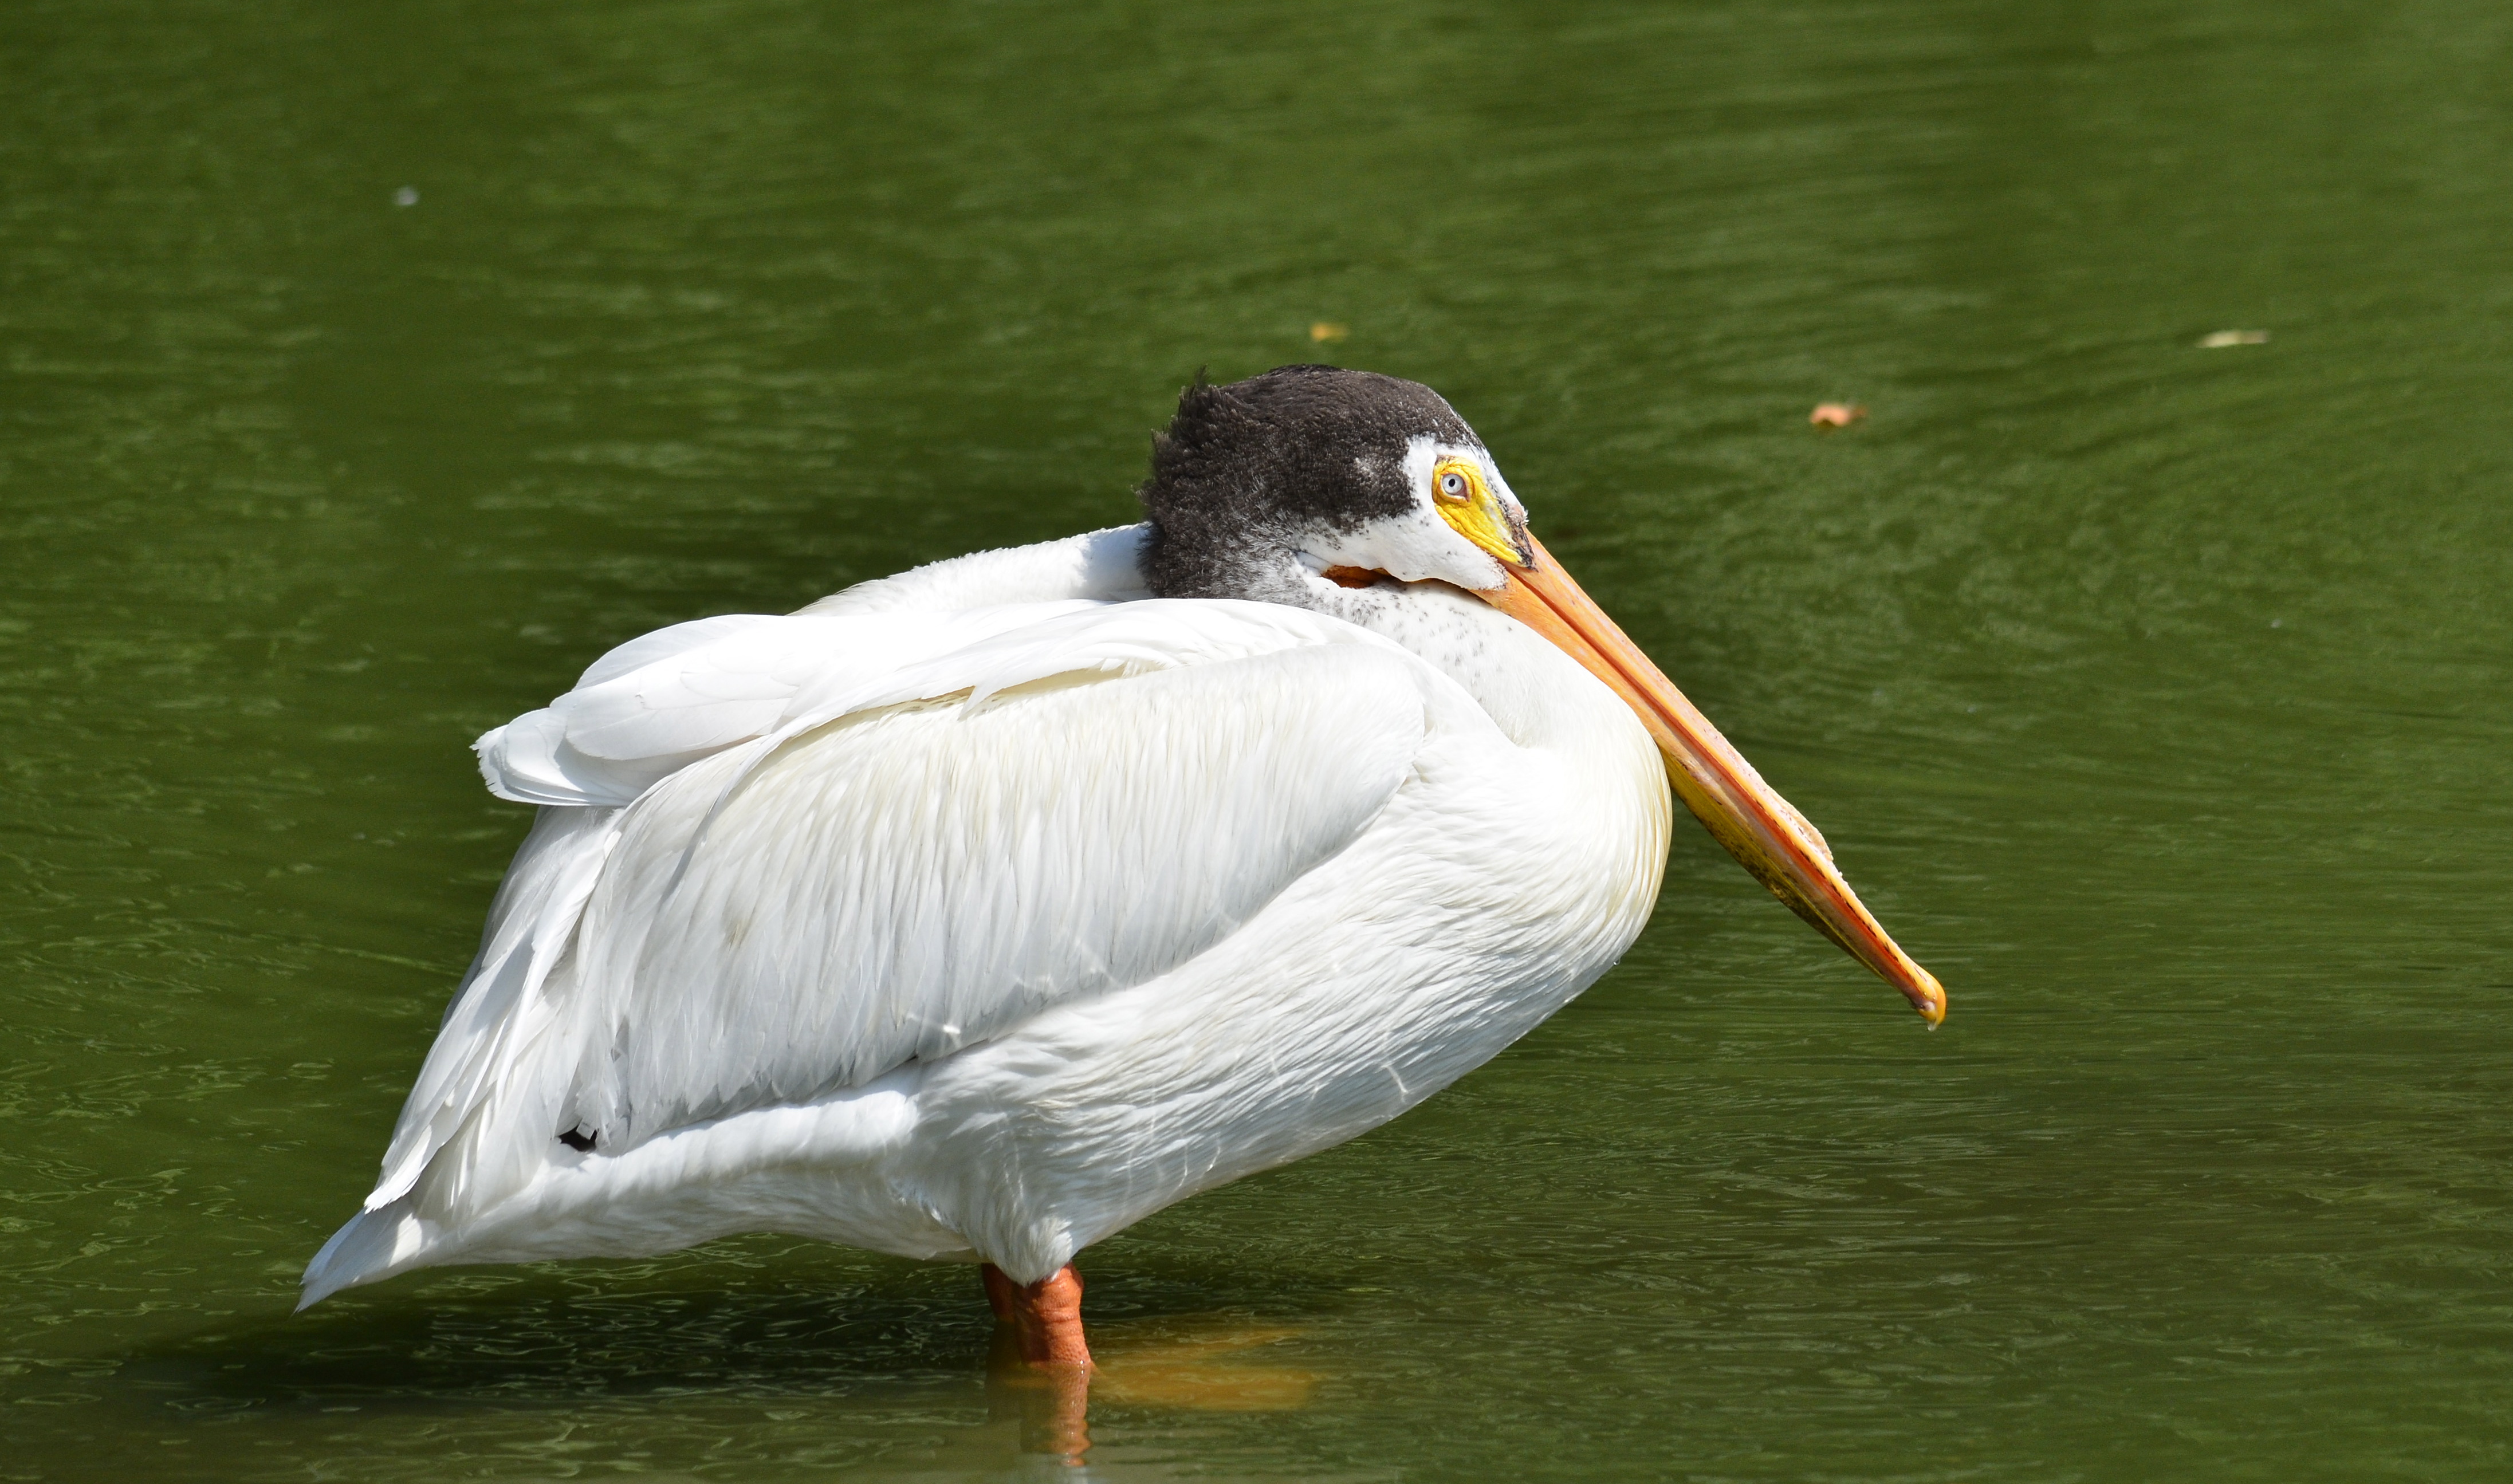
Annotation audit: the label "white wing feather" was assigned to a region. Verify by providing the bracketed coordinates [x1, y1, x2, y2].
[477, 605, 1100, 808]
[368, 593, 1438, 1218]
[572, 639, 1422, 1142]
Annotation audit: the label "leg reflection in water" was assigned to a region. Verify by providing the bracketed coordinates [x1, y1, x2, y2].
[980, 1262, 1324, 1464]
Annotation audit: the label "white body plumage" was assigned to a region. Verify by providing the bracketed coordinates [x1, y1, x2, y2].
[301, 523, 1671, 1306]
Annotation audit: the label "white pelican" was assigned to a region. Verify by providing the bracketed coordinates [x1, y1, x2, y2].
[301, 366, 1944, 1369]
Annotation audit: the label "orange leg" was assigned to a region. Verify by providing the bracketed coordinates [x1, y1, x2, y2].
[981, 1261, 1094, 1370]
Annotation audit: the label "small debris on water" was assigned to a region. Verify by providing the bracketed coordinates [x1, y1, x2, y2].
[393, 187, 419, 207]
[2199, 329, 2268, 348]
[1309, 321, 1349, 343]
[2270, 618, 2282, 628]
[1810, 402, 1866, 428]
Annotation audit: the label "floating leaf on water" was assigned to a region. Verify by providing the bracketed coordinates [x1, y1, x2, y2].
[1309, 322, 1349, 343]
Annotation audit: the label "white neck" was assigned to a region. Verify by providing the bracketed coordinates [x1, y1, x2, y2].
[1296, 576, 1637, 755]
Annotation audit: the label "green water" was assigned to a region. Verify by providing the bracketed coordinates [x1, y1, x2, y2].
[7, 0, 2511, 1477]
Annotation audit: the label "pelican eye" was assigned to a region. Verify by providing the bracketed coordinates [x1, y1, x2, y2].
[1434, 467, 1473, 503]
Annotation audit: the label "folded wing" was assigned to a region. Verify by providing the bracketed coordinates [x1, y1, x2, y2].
[368, 598, 1439, 1215]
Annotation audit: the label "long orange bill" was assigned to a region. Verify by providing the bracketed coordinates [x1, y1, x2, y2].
[1474, 534, 1947, 1025]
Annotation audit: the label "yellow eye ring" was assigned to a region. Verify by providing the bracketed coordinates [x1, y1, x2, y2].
[1430, 455, 1532, 569]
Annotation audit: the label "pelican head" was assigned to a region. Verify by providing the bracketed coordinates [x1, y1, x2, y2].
[1138, 364, 1946, 1024]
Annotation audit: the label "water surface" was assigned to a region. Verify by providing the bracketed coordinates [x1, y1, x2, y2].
[5, 0, 2511, 1478]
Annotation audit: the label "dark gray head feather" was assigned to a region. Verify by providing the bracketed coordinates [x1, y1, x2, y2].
[1137, 365, 1481, 599]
